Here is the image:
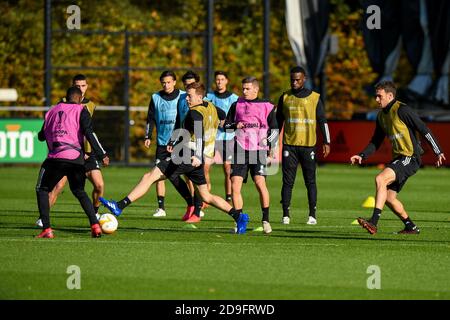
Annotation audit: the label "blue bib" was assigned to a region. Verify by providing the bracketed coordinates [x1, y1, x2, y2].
[206, 92, 238, 140]
[177, 93, 190, 125]
[153, 90, 184, 145]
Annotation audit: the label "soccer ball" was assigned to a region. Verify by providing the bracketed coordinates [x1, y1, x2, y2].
[98, 213, 118, 234]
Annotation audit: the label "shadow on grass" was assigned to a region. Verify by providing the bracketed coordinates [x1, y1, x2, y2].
[270, 228, 450, 244]
[1, 209, 93, 217]
[2, 221, 449, 245]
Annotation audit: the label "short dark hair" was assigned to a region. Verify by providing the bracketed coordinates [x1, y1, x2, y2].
[290, 66, 306, 75]
[186, 82, 206, 97]
[214, 70, 229, 79]
[242, 76, 259, 87]
[159, 70, 176, 81]
[66, 86, 83, 102]
[182, 70, 200, 83]
[375, 81, 397, 97]
[72, 74, 87, 83]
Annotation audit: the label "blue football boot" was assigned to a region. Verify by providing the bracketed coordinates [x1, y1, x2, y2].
[236, 213, 249, 234]
[99, 197, 122, 217]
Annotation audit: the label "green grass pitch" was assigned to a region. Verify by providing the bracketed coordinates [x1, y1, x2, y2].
[0, 164, 449, 299]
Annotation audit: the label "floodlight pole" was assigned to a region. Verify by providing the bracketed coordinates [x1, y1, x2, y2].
[263, 0, 270, 100]
[44, 0, 52, 107]
[123, 30, 130, 165]
[206, 0, 214, 91]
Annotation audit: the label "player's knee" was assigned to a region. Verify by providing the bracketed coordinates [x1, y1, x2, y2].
[254, 178, 267, 190]
[375, 174, 387, 187]
[143, 171, 152, 179]
[93, 180, 104, 193]
[142, 171, 156, 183]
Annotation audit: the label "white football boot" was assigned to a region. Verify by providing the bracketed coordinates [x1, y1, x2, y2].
[306, 216, 317, 225]
[153, 208, 166, 217]
[262, 221, 272, 234]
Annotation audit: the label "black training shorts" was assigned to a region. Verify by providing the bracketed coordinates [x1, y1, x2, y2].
[386, 155, 420, 192]
[84, 154, 101, 172]
[155, 145, 172, 172]
[162, 161, 207, 186]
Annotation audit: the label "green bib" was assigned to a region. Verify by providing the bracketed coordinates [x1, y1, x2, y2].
[377, 101, 414, 158]
[282, 91, 320, 146]
[189, 102, 219, 158]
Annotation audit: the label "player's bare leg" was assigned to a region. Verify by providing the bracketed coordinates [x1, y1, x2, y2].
[195, 184, 249, 234]
[231, 176, 244, 210]
[385, 189, 420, 233]
[374, 168, 396, 210]
[358, 167, 396, 234]
[254, 175, 269, 208]
[156, 180, 165, 201]
[99, 167, 166, 217]
[385, 189, 408, 219]
[204, 156, 215, 192]
[153, 180, 166, 216]
[86, 170, 104, 209]
[196, 184, 231, 212]
[127, 167, 166, 202]
[254, 175, 271, 233]
[49, 176, 67, 207]
[223, 161, 232, 202]
[185, 176, 195, 196]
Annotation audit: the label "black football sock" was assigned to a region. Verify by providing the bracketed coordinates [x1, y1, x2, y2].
[228, 208, 241, 222]
[309, 206, 316, 219]
[370, 208, 382, 225]
[401, 216, 416, 230]
[193, 208, 201, 217]
[118, 197, 131, 210]
[94, 206, 100, 214]
[226, 194, 232, 202]
[262, 207, 269, 222]
[157, 196, 165, 210]
[36, 190, 51, 229]
[193, 195, 202, 217]
[282, 204, 290, 217]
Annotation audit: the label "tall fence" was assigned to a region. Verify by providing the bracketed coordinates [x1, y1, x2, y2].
[2, 109, 449, 167]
